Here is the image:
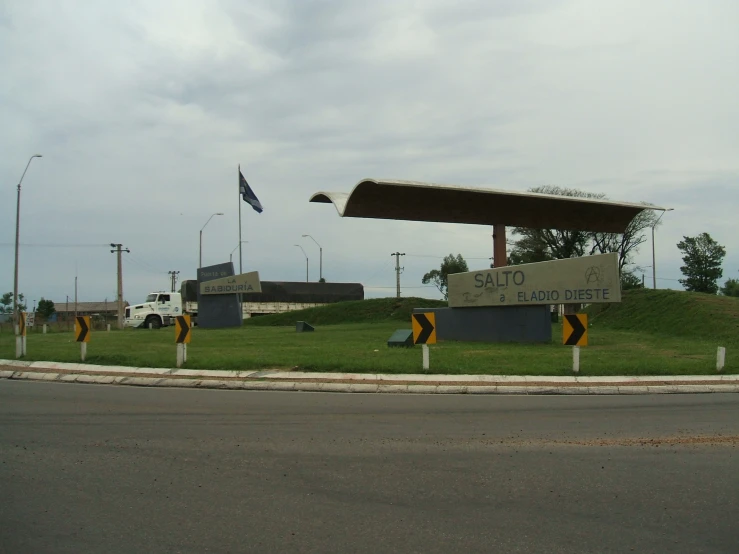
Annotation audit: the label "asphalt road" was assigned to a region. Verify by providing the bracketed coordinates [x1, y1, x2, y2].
[1, 382, 738, 554]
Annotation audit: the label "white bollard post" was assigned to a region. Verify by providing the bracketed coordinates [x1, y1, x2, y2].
[717, 347, 726, 372]
[184, 343, 187, 363]
[177, 343, 185, 368]
[22, 336, 27, 356]
[107, 324, 111, 332]
[422, 344, 429, 371]
[43, 324, 47, 334]
[573, 346, 580, 373]
[16, 336, 23, 359]
[81, 342, 87, 362]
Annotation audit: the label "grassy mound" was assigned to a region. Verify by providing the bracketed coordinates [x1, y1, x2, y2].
[244, 297, 447, 327]
[587, 288, 739, 343]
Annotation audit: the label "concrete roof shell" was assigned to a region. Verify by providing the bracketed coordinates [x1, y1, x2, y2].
[310, 178, 667, 233]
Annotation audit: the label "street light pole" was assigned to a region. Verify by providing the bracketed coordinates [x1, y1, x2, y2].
[302, 234, 323, 281]
[230, 241, 248, 265]
[199, 212, 224, 268]
[651, 208, 674, 290]
[294, 244, 308, 282]
[13, 154, 42, 333]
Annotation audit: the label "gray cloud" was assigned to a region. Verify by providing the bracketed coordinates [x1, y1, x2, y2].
[1, 0, 737, 307]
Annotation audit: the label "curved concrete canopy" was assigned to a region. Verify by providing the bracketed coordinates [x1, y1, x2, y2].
[310, 178, 666, 233]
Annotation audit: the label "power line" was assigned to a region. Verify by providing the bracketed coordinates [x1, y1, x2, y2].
[127, 252, 168, 274]
[0, 243, 110, 247]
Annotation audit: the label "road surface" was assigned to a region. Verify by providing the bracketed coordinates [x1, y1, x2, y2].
[1, 381, 738, 553]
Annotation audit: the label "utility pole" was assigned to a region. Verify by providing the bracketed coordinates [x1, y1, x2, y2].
[110, 243, 130, 330]
[391, 252, 405, 298]
[168, 270, 180, 292]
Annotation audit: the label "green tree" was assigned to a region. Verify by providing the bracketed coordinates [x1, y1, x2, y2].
[508, 234, 554, 265]
[37, 298, 56, 319]
[720, 278, 739, 297]
[422, 254, 469, 300]
[0, 292, 26, 313]
[509, 187, 596, 264]
[677, 233, 726, 294]
[590, 206, 662, 273]
[509, 186, 658, 272]
[620, 270, 644, 290]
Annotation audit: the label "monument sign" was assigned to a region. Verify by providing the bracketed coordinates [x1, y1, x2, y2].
[448, 253, 621, 308]
[200, 271, 261, 295]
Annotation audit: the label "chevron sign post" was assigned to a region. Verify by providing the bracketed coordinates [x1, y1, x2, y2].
[563, 314, 588, 346]
[412, 313, 436, 345]
[412, 312, 437, 370]
[563, 314, 588, 373]
[175, 315, 191, 368]
[75, 316, 91, 361]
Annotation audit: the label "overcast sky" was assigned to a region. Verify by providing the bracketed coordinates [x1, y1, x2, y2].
[1, 0, 737, 308]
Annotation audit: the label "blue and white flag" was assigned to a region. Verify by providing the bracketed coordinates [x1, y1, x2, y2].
[239, 170, 263, 213]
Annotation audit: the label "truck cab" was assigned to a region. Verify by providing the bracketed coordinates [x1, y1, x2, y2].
[124, 292, 184, 329]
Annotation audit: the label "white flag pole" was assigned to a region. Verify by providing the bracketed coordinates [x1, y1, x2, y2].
[238, 164, 243, 274]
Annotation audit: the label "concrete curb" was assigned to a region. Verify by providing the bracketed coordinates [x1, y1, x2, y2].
[2, 359, 739, 395]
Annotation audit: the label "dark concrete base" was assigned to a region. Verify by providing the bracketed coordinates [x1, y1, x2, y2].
[413, 305, 552, 343]
[296, 321, 315, 332]
[387, 329, 414, 348]
[197, 262, 242, 329]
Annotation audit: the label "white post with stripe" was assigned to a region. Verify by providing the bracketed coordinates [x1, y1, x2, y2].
[717, 347, 726, 372]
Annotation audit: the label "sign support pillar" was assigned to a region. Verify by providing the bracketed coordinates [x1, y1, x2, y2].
[422, 344, 429, 370]
[81, 342, 87, 362]
[573, 346, 580, 373]
[492, 224, 507, 268]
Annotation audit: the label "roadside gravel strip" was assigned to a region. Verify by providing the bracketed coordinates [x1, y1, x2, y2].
[2, 359, 739, 394]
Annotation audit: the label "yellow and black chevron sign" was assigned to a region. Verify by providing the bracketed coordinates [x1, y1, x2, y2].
[19, 312, 27, 337]
[563, 314, 588, 346]
[412, 312, 437, 345]
[75, 316, 91, 343]
[175, 315, 191, 344]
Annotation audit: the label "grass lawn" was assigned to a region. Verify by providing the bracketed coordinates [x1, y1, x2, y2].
[0, 319, 733, 376]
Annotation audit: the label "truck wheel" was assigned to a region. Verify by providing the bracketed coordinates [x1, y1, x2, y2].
[145, 316, 162, 329]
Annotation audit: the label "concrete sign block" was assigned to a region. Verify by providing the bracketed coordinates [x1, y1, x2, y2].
[448, 253, 621, 308]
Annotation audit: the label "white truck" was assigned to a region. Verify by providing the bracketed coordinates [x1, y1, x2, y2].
[124, 291, 198, 329]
